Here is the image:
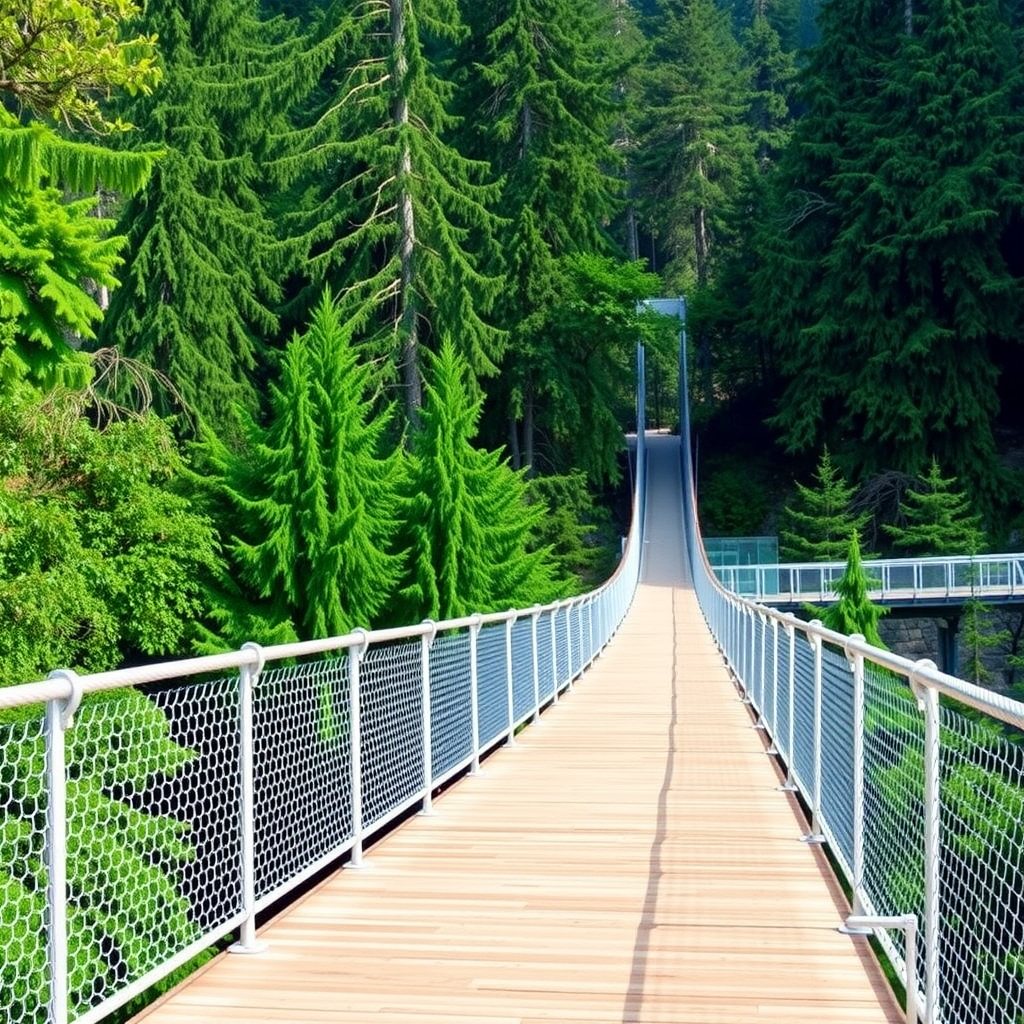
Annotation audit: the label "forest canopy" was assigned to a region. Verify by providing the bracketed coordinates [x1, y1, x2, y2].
[1, 0, 1022, 686]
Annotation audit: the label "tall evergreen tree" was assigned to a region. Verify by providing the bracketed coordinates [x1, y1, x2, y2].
[755, 0, 1023, 498]
[683, 10, 795, 406]
[99, 0, 303, 431]
[884, 459, 986, 555]
[460, 0, 626, 469]
[805, 532, 887, 646]
[398, 338, 562, 622]
[780, 448, 873, 561]
[538, 254, 669, 483]
[279, 0, 504, 422]
[198, 293, 403, 644]
[635, 0, 756, 405]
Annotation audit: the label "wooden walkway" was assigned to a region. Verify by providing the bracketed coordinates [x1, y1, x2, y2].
[134, 582, 902, 1023]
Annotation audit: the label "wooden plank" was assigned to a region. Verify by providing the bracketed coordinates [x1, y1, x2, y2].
[132, 583, 904, 1024]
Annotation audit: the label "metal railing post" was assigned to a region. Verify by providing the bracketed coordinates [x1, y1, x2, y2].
[420, 622, 437, 815]
[741, 607, 753, 702]
[845, 915, 919, 1024]
[45, 669, 82, 1024]
[230, 644, 268, 953]
[575, 601, 584, 684]
[567, 603, 575, 689]
[767, 618, 779, 754]
[755, 611, 767, 727]
[550, 607, 560, 705]
[779, 617, 798, 792]
[347, 630, 369, 868]
[909, 660, 941, 1024]
[505, 612, 518, 744]
[531, 606, 541, 721]
[470, 615, 482, 774]
[802, 626, 825, 842]
[841, 635, 868, 927]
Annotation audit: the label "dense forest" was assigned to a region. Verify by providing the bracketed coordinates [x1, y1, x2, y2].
[2, 0, 1023, 689]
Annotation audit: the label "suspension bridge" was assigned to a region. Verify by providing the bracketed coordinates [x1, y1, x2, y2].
[4, 341, 1024, 1024]
[122, 433, 903, 1024]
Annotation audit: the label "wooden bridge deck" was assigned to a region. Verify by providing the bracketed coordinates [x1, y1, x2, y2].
[133, 581, 902, 1024]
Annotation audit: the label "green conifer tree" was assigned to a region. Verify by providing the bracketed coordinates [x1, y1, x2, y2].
[884, 459, 986, 556]
[780, 448, 873, 562]
[99, 0, 302, 431]
[635, 0, 756, 406]
[459, 0, 626, 471]
[0, 1, 160, 390]
[279, 0, 504, 422]
[199, 293, 403, 644]
[756, 0, 1021, 498]
[805, 532, 887, 646]
[399, 338, 563, 622]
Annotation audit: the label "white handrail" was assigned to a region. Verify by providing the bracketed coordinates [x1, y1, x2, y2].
[712, 553, 1024, 604]
[679, 327, 1024, 1024]
[0, 351, 651, 1024]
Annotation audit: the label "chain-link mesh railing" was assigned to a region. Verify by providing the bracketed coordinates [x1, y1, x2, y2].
[1, 706, 52, 1024]
[252, 659, 352, 903]
[1, 344, 649, 1024]
[678, 329, 1024, 1024]
[1, 547, 644, 1024]
[429, 632, 473, 785]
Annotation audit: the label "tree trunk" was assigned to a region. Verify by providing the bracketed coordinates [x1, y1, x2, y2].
[508, 414, 521, 470]
[625, 202, 639, 261]
[393, 0, 421, 421]
[694, 171, 713, 405]
[521, 100, 533, 157]
[523, 382, 535, 478]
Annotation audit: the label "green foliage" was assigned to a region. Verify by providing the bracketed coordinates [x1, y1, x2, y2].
[278, 0, 504, 421]
[755, 0, 1023, 499]
[398, 338, 563, 622]
[196, 293, 403, 645]
[0, 383, 221, 686]
[804, 532, 886, 646]
[99, 0, 299, 431]
[780, 448, 872, 562]
[541, 254, 670, 484]
[526, 471, 618, 592]
[884, 459, 986, 556]
[461, 0, 626, 469]
[636, 0, 755, 288]
[960, 598, 1008, 686]
[0, 688, 198, 1020]
[697, 453, 773, 536]
[0, 0, 161, 131]
[0, 112, 157, 392]
[0, 1, 160, 394]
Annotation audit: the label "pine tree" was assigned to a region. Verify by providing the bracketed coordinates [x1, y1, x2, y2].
[279, 0, 504, 422]
[635, 0, 756, 406]
[398, 338, 562, 622]
[884, 459, 985, 556]
[199, 293, 403, 643]
[780, 448, 873, 562]
[99, 0, 301, 431]
[805, 532, 887, 646]
[960, 598, 1007, 685]
[743, 14, 796, 168]
[541, 253, 669, 483]
[757, 0, 1022, 498]
[460, 0, 627, 470]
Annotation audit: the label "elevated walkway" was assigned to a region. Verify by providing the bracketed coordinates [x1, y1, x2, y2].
[132, 436, 901, 1023]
